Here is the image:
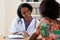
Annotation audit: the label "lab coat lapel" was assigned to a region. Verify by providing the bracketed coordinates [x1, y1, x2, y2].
[26, 19, 35, 35]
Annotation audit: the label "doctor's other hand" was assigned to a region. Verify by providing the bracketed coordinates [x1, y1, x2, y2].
[17, 32, 29, 37]
[17, 32, 24, 35]
[36, 34, 46, 40]
[23, 32, 29, 37]
[36, 34, 42, 40]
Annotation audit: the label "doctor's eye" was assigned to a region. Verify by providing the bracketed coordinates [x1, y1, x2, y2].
[27, 10, 30, 12]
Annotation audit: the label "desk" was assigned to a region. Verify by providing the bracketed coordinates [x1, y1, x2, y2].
[8, 38, 28, 40]
[0, 35, 28, 40]
[0, 35, 4, 40]
[6, 37, 28, 40]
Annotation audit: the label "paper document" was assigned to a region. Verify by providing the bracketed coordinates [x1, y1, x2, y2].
[7, 35, 24, 39]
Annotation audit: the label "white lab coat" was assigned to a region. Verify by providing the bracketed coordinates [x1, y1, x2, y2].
[9, 17, 40, 36]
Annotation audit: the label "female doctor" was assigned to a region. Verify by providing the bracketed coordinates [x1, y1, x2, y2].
[9, 3, 40, 37]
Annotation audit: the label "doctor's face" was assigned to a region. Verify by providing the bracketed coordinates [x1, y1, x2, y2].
[21, 7, 31, 19]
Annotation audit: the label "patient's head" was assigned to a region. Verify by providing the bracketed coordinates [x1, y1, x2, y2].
[39, 0, 60, 20]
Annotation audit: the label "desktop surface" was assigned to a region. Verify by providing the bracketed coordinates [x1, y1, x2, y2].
[0, 34, 28, 40]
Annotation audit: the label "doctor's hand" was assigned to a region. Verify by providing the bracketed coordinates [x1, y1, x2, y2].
[17, 32, 24, 35]
[23, 32, 29, 37]
[17, 32, 29, 37]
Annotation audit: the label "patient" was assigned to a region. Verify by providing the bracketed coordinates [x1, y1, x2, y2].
[29, 0, 60, 40]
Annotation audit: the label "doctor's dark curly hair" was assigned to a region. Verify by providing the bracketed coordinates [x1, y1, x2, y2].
[17, 3, 33, 18]
[40, 0, 60, 19]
